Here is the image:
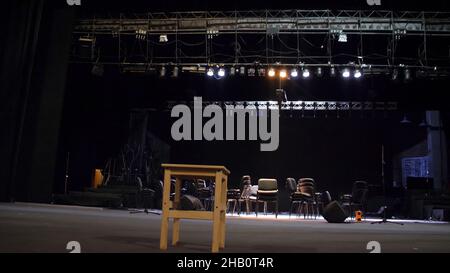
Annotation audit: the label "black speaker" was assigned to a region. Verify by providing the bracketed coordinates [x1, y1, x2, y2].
[180, 195, 204, 211]
[322, 201, 349, 223]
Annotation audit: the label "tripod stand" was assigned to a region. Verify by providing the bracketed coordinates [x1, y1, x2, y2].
[129, 200, 161, 215]
[64, 152, 70, 195]
[372, 144, 403, 225]
[129, 207, 160, 215]
[129, 177, 161, 215]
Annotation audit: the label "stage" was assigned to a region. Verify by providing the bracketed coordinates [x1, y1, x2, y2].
[1, 203, 449, 253]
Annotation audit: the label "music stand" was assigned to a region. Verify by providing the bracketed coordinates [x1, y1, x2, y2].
[372, 145, 403, 225]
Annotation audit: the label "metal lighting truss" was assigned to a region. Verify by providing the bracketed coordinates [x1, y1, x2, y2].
[72, 10, 450, 73]
[166, 100, 398, 112]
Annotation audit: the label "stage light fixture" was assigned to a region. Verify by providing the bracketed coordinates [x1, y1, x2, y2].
[230, 67, 236, 76]
[218, 67, 226, 77]
[159, 34, 168, 42]
[354, 69, 362, 78]
[416, 68, 427, 79]
[268, 68, 276, 77]
[316, 67, 323, 77]
[136, 29, 147, 40]
[391, 68, 399, 81]
[207, 67, 214, 77]
[342, 68, 351, 78]
[404, 68, 411, 82]
[239, 66, 246, 76]
[257, 68, 266, 77]
[78, 36, 96, 59]
[330, 66, 336, 77]
[160, 66, 166, 77]
[248, 68, 256, 77]
[290, 68, 298, 78]
[338, 33, 347, 42]
[279, 69, 287, 78]
[171, 66, 179, 78]
[302, 68, 310, 78]
[79, 36, 95, 43]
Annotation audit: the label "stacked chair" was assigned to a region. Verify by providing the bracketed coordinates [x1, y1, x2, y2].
[286, 177, 306, 217]
[297, 178, 319, 219]
[286, 177, 319, 219]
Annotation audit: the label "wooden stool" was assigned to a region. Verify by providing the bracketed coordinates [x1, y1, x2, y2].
[159, 164, 230, 253]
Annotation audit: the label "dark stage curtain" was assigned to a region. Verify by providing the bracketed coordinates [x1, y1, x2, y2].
[0, 1, 44, 202]
[0, 1, 75, 202]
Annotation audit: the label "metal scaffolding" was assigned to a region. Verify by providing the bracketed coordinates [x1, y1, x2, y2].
[75, 10, 450, 34]
[71, 10, 450, 71]
[166, 100, 398, 111]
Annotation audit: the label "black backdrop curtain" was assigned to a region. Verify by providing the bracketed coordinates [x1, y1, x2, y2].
[0, 1, 75, 202]
[0, 1, 44, 201]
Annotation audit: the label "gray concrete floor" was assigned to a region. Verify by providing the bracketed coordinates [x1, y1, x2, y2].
[1, 202, 449, 253]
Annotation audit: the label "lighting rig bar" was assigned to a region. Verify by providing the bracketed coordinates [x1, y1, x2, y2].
[72, 10, 450, 77]
[166, 100, 398, 111]
[75, 10, 450, 35]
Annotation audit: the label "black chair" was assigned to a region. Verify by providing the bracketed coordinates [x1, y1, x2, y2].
[151, 180, 164, 209]
[297, 178, 319, 219]
[195, 179, 207, 189]
[196, 179, 213, 210]
[226, 189, 241, 214]
[169, 178, 177, 201]
[341, 181, 369, 219]
[237, 175, 252, 214]
[255, 178, 279, 218]
[130, 177, 155, 214]
[286, 178, 306, 217]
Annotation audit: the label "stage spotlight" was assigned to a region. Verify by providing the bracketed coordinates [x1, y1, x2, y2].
[159, 34, 168, 43]
[268, 68, 276, 77]
[416, 68, 427, 79]
[330, 66, 336, 77]
[160, 66, 166, 77]
[354, 69, 362, 78]
[302, 68, 310, 78]
[136, 29, 147, 40]
[239, 66, 246, 76]
[338, 33, 347, 43]
[279, 69, 287, 78]
[171, 66, 179, 78]
[316, 67, 323, 77]
[290, 68, 298, 78]
[404, 68, 411, 82]
[218, 67, 226, 77]
[248, 68, 256, 77]
[206, 67, 214, 77]
[257, 68, 266, 77]
[391, 68, 399, 81]
[342, 68, 351, 78]
[230, 67, 236, 76]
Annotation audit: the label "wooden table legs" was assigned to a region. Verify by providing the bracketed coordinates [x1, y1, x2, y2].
[159, 164, 229, 253]
[159, 170, 171, 250]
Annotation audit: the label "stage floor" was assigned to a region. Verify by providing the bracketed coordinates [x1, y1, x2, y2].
[1, 202, 449, 253]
